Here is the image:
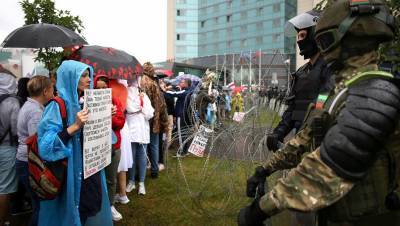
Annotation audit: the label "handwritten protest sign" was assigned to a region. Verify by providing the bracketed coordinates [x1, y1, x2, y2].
[233, 112, 245, 122]
[188, 125, 213, 157]
[83, 88, 112, 179]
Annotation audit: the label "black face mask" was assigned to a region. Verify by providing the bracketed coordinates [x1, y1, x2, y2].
[297, 28, 319, 59]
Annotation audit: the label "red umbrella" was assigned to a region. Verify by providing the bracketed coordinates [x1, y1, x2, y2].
[69, 45, 142, 80]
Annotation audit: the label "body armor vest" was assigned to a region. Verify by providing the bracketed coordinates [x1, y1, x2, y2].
[291, 57, 330, 121]
[315, 71, 400, 223]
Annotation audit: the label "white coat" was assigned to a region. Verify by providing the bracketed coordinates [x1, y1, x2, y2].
[126, 86, 154, 144]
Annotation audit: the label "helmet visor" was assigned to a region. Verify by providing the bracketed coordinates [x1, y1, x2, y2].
[315, 29, 339, 53]
[287, 11, 319, 30]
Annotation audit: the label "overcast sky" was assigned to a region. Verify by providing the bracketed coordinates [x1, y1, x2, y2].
[0, 0, 167, 63]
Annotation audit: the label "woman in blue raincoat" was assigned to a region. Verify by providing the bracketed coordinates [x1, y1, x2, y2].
[37, 60, 113, 226]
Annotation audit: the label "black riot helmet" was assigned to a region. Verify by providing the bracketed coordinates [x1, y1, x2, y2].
[286, 10, 321, 59]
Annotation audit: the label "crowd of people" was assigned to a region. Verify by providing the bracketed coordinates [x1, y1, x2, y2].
[0, 57, 259, 226]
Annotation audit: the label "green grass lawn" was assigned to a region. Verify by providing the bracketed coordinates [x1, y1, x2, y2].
[114, 107, 295, 226]
[115, 154, 293, 226]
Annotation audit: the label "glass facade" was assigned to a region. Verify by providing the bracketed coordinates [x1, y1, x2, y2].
[175, 0, 199, 60]
[172, 0, 297, 62]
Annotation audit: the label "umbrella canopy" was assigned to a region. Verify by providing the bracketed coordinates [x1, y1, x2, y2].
[1, 23, 87, 48]
[175, 74, 201, 83]
[155, 69, 173, 79]
[70, 45, 142, 80]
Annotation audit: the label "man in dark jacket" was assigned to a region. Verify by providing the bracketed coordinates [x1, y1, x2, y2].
[162, 79, 193, 157]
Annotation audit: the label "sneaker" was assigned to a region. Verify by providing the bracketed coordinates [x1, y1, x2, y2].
[111, 205, 123, 221]
[158, 163, 165, 171]
[138, 182, 146, 195]
[151, 172, 158, 179]
[126, 180, 136, 193]
[114, 194, 130, 204]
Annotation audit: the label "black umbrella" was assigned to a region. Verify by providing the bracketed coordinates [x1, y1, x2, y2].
[70, 45, 142, 80]
[1, 23, 87, 48]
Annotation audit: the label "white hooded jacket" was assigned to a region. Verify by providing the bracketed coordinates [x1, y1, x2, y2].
[126, 86, 154, 144]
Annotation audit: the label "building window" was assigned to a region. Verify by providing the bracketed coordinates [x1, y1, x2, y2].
[256, 36, 263, 44]
[177, 21, 186, 28]
[256, 22, 263, 30]
[241, 39, 247, 47]
[257, 7, 263, 16]
[226, 15, 231, 23]
[273, 3, 281, 12]
[213, 5, 219, 13]
[215, 17, 219, 24]
[226, 28, 232, 36]
[273, 18, 280, 28]
[214, 30, 219, 39]
[176, 34, 181, 41]
[272, 34, 280, 43]
[240, 25, 247, 33]
[201, 21, 206, 28]
[227, 41, 232, 48]
[241, 0, 246, 5]
[176, 46, 187, 53]
[227, 0, 233, 8]
[214, 43, 219, 50]
[177, 10, 181, 16]
[241, 11, 247, 19]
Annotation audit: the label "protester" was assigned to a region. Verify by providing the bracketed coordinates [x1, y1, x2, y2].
[224, 90, 232, 119]
[0, 70, 21, 226]
[140, 62, 168, 178]
[161, 79, 175, 169]
[162, 78, 193, 157]
[94, 75, 125, 221]
[16, 76, 53, 226]
[37, 60, 112, 226]
[16, 77, 30, 104]
[231, 91, 244, 115]
[125, 78, 154, 196]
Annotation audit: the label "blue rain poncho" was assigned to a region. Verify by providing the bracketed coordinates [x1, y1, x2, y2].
[37, 60, 113, 226]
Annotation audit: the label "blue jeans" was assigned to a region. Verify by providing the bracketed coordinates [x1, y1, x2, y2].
[15, 160, 39, 226]
[128, 143, 147, 183]
[148, 132, 159, 174]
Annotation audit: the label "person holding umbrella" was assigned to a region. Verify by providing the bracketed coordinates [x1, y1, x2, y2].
[94, 75, 125, 221]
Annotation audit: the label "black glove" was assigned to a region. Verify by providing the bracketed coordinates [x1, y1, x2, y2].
[246, 166, 270, 198]
[238, 199, 269, 226]
[266, 134, 280, 151]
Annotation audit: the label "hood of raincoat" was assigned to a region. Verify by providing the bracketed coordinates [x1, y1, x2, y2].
[0, 72, 17, 95]
[93, 74, 108, 88]
[38, 60, 112, 226]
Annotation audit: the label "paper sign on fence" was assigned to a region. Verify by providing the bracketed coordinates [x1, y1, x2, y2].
[188, 125, 212, 157]
[83, 88, 112, 179]
[233, 112, 245, 122]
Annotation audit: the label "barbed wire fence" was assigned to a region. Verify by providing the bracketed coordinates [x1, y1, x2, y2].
[164, 51, 292, 221]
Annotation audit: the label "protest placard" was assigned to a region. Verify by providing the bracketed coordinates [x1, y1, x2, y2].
[188, 125, 213, 157]
[83, 88, 112, 179]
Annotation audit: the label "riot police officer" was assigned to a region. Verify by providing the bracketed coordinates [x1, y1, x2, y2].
[239, 1, 400, 225]
[267, 10, 334, 151]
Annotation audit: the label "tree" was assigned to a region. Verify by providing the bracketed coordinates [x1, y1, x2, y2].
[315, 0, 400, 75]
[20, 0, 84, 71]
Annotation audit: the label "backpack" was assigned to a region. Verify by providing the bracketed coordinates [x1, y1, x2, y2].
[27, 96, 68, 200]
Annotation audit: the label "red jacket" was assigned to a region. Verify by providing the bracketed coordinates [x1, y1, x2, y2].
[94, 75, 125, 150]
[112, 97, 125, 150]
